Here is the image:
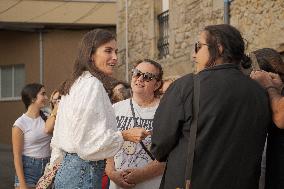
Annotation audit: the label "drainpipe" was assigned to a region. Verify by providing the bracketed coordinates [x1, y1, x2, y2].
[224, 0, 230, 24]
[125, 0, 129, 82]
[39, 31, 44, 84]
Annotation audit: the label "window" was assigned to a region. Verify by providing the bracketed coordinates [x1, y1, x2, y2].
[0, 65, 25, 100]
[157, 10, 169, 59]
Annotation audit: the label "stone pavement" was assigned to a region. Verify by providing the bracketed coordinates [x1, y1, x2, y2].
[0, 144, 14, 189]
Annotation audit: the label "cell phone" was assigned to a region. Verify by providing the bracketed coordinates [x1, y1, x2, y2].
[250, 52, 260, 71]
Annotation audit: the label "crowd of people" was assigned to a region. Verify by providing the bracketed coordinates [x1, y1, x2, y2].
[11, 24, 284, 189]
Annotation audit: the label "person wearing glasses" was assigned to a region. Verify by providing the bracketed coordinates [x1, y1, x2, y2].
[50, 29, 149, 189]
[106, 59, 166, 189]
[151, 24, 271, 189]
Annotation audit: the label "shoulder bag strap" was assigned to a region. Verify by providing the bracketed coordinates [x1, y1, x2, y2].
[184, 75, 200, 189]
[130, 99, 155, 160]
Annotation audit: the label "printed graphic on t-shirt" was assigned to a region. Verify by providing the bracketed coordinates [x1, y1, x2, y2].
[114, 116, 153, 169]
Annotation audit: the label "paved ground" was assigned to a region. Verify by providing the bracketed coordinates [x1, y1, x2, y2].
[0, 144, 14, 189]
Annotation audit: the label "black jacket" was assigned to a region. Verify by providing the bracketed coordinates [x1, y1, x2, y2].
[151, 64, 271, 189]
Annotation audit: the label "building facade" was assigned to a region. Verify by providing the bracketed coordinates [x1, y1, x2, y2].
[114, 0, 284, 81]
[0, 1, 117, 187]
[0, 0, 117, 145]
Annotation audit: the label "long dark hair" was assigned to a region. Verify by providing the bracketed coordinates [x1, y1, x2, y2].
[203, 24, 245, 68]
[60, 29, 117, 96]
[133, 59, 163, 97]
[21, 83, 47, 121]
[242, 48, 284, 81]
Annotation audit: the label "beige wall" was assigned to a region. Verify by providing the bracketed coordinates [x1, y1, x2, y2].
[230, 0, 284, 52]
[0, 28, 109, 144]
[115, 0, 284, 80]
[0, 31, 39, 144]
[43, 30, 89, 94]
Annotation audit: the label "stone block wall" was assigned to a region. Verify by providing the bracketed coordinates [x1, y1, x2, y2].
[115, 0, 284, 81]
[230, 0, 284, 52]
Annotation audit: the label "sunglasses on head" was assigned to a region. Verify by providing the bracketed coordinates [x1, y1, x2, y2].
[194, 41, 209, 54]
[51, 96, 61, 103]
[131, 68, 158, 82]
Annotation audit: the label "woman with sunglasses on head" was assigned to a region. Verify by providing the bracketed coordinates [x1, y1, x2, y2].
[50, 29, 149, 189]
[43, 89, 61, 135]
[106, 59, 166, 189]
[12, 83, 51, 189]
[151, 24, 271, 189]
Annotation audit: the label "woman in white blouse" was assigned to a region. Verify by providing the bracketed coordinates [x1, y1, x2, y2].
[51, 29, 149, 188]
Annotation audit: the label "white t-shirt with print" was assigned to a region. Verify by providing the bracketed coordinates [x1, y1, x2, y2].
[13, 114, 52, 158]
[110, 99, 162, 189]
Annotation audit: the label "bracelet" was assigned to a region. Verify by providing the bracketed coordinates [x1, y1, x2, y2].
[265, 86, 278, 91]
[50, 113, 57, 118]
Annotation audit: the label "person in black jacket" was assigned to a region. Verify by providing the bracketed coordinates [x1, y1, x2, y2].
[151, 24, 271, 189]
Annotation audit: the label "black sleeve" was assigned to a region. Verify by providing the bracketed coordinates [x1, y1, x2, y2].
[151, 80, 189, 162]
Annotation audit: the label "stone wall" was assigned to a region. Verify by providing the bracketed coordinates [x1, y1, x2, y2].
[115, 0, 284, 80]
[115, 0, 156, 81]
[230, 0, 284, 52]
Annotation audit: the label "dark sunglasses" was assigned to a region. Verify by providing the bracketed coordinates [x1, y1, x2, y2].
[194, 41, 209, 54]
[131, 68, 159, 82]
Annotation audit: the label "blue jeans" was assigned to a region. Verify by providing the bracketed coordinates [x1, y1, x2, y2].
[54, 153, 105, 189]
[14, 155, 50, 187]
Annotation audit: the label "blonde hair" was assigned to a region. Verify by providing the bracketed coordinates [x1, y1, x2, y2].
[49, 89, 60, 110]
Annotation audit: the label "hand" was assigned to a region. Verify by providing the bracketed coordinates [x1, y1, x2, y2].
[121, 128, 151, 143]
[53, 102, 59, 112]
[250, 70, 274, 88]
[268, 72, 284, 91]
[109, 170, 135, 188]
[123, 168, 145, 184]
[19, 184, 29, 189]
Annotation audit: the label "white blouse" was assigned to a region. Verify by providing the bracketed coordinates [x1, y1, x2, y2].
[50, 71, 124, 162]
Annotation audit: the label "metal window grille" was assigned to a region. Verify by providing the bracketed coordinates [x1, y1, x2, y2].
[157, 10, 169, 59]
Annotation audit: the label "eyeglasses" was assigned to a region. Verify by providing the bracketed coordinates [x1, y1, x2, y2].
[131, 68, 159, 82]
[194, 41, 209, 54]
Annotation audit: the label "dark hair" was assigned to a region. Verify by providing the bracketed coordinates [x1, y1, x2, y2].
[133, 59, 163, 97]
[203, 24, 245, 68]
[110, 80, 131, 104]
[21, 83, 47, 121]
[254, 48, 284, 81]
[60, 29, 117, 96]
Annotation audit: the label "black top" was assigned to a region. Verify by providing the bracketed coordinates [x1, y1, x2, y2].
[266, 93, 284, 189]
[151, 64, 271, 189]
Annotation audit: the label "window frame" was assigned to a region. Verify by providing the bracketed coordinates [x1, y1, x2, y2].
[157, 10, 169, 59]
[0, 65, 25, 101]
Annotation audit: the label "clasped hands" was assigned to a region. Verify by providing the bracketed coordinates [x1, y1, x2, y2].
[250, 70, 283, 91]
[112, 168, 145, 188]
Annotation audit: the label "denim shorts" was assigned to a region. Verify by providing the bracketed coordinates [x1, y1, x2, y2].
[14, 155, 50, 187]
[54, 153, 105, 189]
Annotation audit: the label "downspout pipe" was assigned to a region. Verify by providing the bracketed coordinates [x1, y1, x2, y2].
[224, 0, 230, 24]
[125, 0, 129, 82]
[39, 31, 44, 84]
